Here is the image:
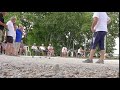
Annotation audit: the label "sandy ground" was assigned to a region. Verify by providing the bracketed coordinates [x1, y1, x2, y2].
[0, 55, 119, 78]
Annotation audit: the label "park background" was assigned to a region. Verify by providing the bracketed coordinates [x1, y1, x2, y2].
[4, 12, 119, 56]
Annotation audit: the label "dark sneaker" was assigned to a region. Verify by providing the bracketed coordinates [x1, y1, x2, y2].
[96, 60, 104, 64]
[83, 59, 93, 63]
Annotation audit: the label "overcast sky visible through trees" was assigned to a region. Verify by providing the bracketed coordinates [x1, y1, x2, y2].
[114, 37, 119, 54]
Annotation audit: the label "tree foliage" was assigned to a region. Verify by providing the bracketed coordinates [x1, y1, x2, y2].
[5, 12, 119, 55]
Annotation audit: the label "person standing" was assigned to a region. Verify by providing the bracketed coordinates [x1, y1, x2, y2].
[5, 17, 16, 55]
[0, 12, 7, 54]
[12, 23, 17, 56]
[83, 12, 111, 64]
[31, 43, 39, 56]
[15, 24, 23, 56]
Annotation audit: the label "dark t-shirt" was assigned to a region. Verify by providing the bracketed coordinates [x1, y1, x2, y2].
[0, 13, 4, 30]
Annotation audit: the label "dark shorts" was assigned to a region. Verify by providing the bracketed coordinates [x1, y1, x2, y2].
[6, 36, 13, 43]
[91, 31, 107, 50]
[78, 53, 80, 55]
[78, 53, 84, 56]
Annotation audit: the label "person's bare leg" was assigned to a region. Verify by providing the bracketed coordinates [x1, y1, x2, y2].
[95, 50, 105, 64]
[89, 49, 96, 60]
[83, 49, 96, 63]
[12, 45, 15, 55]
[15, 45, 19, 56]
[15, 49, 17, 56]
[0, 43, 2, 54]
[16, 47, 19, 56]
[19, 48, 21, 55]
[63, 53, 65, 57]
[14, 43, 17, 55]
[65, 52, 67, 57]
[99, 50, 105, 60]
[5, 43, 7, 54]
[9, 43, 12, 55]
[63, 52, 65, 57]
[48, 52, 51, 59]
[6, 43, 10, 55]
[10, 43, 13, 55]
[13, 47, 17, 56]
[7, 44, 11, 55]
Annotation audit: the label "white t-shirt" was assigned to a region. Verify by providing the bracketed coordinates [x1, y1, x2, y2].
[62, 47, 67, 53]
[48, 46, 53, 50]
[78, 49, 81, 53]
[93, 12, 110, 32]
[6, 20, 16, 37]
[39, 46, 45, 50]
[78, 48, 83, 54]
[31, 45, 38, 50]
[13, 31, 16, 41]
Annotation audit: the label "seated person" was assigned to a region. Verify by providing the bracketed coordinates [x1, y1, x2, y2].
[61, 46, 67, 57]
[77, 47, 85, 58]
[47, 44, 54, 57]
[31, 43, 40, 56]
[70, 50, 74, 57]
[67, 49, 70, 57]
[39, 44, 47, 56]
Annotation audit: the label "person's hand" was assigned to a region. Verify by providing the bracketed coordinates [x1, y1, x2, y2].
[91, 28, 96, 33]
[3, 35, 6, 42]
[4, 24, 8, 29]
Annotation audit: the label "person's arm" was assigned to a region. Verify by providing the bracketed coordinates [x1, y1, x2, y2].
[3, 30, 7, 41]
[31, 46, 33, 50]
[80, 48, 85, 52]
[82, 49, 85, 52]
[0, 21, 7, 28]
[91, 17, 99, 33]
[107, 17, 111, 24]
[20, 29, 23, 34]
[35, 46, 38, 50]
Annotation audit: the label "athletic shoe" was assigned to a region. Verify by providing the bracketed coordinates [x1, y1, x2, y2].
[82, 59, 93, 63]
[96, 60, 104, 64]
